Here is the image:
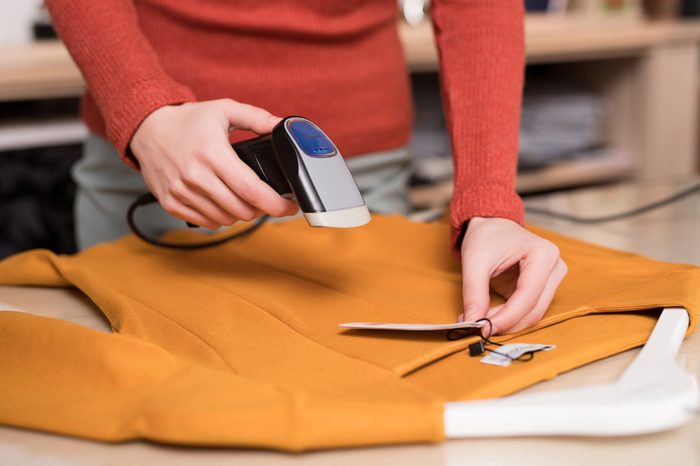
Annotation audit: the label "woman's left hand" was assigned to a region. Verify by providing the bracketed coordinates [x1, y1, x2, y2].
[458, 217, 568, 335]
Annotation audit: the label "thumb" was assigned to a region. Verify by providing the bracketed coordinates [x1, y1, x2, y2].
[218, 99, 281, 135]
[460, 258, 492, 323]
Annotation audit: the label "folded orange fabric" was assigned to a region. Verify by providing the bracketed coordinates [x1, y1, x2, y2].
[0, 215, 698, 450]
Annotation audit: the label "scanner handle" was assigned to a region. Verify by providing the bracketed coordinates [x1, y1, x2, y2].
[232, 134, 293, 196]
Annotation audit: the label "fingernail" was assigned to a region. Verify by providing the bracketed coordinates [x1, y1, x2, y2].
[457, 313, 464, 323]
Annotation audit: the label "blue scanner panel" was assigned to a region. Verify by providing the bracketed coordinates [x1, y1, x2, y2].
[288, 120, 337, 157]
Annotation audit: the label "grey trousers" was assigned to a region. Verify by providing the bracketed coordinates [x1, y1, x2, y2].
[73, 134, 412, 249]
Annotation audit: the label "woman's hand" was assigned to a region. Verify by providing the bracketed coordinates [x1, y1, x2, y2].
[458, 217, 567, 335]
[129, 99, 298, 230]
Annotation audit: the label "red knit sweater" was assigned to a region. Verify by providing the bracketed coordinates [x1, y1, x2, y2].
[46, 0, 525, 248]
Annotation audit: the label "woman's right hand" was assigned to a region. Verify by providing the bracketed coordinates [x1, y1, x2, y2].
[129, 99, 298, 229]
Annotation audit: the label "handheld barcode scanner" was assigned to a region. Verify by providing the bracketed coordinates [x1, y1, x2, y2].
[234, 116, 370, 228]
[127, 116, 370, 249]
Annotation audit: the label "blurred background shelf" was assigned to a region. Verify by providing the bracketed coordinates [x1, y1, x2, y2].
[402, 15, 700, 196]
[410, 147, 634, 209]
[0, 118, 86, 152]
[516, 147, 634, 193]
[401, 17, 700, 69]
[0, 41, 82, 101]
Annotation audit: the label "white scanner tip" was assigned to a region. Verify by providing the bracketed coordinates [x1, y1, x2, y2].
[304, 206, 371, 228]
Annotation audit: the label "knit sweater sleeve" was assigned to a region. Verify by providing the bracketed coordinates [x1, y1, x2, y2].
[430, 0, 526, 253]
[45, 0, 196, 167]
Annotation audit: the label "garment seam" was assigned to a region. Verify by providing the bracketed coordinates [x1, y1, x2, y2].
[122, 293, 239, 373]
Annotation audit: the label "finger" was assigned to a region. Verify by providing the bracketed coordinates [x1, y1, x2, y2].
[160, 196, 219, 230]
[183, 171, 262, 222]
[480, 304, 504, 338]
[218, 99, 281, 135]
[212, 151, 299, 217]
[171, 181, 237, 227]
[507, 259, 568, 334]
[487, 248, 560, 334]
[459, 251, 494, 323]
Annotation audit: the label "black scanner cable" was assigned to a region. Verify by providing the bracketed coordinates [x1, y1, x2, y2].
[127, 193, 270, 250]
[525, 180, 700, 224]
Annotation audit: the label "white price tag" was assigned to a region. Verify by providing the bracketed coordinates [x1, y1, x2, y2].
[480, 343, 556, 367]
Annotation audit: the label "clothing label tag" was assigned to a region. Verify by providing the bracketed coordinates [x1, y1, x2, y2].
[480, 343, 556, 367]
[339, 321, 484, 331]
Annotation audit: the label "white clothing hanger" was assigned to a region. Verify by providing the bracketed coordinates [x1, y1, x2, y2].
[444, 308, 698, 437]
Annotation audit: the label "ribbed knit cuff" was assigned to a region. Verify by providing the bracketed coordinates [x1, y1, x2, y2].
[450, 181, 525, 259]
[104, 78, 196, 169]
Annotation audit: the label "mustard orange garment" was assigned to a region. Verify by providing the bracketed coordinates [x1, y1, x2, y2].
[0, 215, 698, 450]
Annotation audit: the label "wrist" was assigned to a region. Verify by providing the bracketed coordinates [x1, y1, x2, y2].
[129, 104, 178, 164]
[459, 216, 521, 254]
